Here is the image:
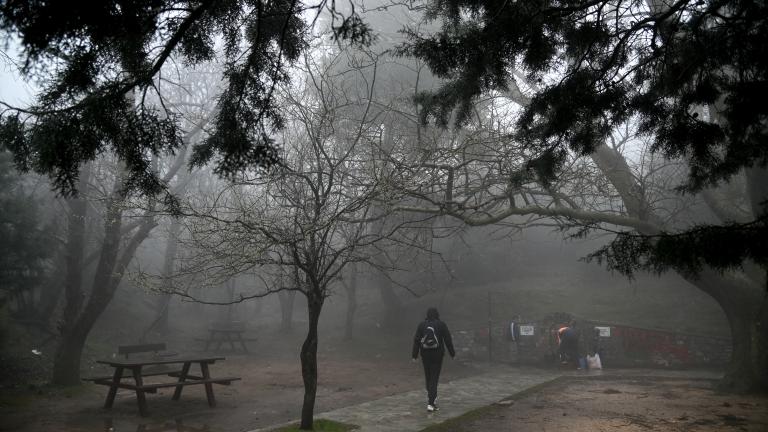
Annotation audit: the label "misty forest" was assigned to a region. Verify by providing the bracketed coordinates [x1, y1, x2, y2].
[0, 1, 767, 431]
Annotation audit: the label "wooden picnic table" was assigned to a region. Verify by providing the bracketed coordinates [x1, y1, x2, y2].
[204, 322, 253, 352]
[91, 356, 240, 416]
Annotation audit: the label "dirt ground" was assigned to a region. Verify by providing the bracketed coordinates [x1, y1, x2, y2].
[5, 341, 768, 432]
[432, 376, 768, 432]
[0, 330, 478, 432]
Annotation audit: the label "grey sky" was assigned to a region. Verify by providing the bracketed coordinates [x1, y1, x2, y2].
[0, 44, 36, 106]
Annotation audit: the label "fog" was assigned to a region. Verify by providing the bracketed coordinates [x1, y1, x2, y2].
[1, 1, 761, 431]
[22, 222, 728, 360]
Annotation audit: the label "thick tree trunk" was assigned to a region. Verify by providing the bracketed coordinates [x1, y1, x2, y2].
[299, 290, 324, 430]
[592, 144, 768, 391]
[674, 255, 767, 392]
[34, 258, 66, 325]
[51, 326, 89, 386]
[52, 176, 156, 385]
[59, 167, 91, 337]
[730, 166, 768, 391]
[52, 181, 125, 385]
[718, 289, 768, 391]
[51, 169, 90, 386]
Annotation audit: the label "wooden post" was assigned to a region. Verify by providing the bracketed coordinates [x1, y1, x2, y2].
[201, 362, 216, 407]
[104, 366, 124, 408]
[131, 367, 148, 417]
[488, 291, 492, 363]
[172, 362, 191, 400]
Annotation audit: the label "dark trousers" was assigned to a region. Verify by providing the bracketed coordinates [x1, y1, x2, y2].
[421, 351, 444, 405]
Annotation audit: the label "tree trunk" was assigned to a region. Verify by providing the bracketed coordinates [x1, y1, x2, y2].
[299, 290, 324, 430]
[344, 264, 357, 340]
[278, 290, 296, 332]
[59, 167, 91, 337]
[51, 168, 90, 386]
[155, 216, 181, 335]
[370, 248, 403, 330]
[34, 257, 66, 325]
[377, 274, 403, 330]
[369, 120, 404, 331]
[51, 325, 89, 386]
[52, 174, 157, 385]
[592, 144, 768, 391]
[52, 178, 125, 385]
[715, 283, 768, 392]
[225, 278, 236, 322]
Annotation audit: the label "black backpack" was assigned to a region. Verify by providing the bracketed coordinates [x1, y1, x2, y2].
[421, 321, 440, 350]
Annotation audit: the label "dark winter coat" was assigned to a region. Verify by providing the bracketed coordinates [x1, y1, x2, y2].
[412, 319, 456, 359]
[558, 327, 579, 354]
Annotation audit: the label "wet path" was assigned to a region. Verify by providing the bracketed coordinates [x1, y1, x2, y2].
[249, 365, 722, 432]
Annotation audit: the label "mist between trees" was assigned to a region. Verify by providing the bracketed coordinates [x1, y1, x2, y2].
[1, 0, 767, 430]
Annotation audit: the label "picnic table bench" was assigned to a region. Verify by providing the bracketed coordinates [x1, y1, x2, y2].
[117, 342, 174, 359]
[85, 356, 240, 416]
[201, 321, 256, 352]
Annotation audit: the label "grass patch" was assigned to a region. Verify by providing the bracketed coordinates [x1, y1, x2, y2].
[0, 381, 99, 410]
[271, 418, 359, 432]
[0, 392, 35, 408]
[418, 376, 568, 432]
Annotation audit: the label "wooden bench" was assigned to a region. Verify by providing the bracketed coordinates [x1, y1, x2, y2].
[118, 342, 175, 359]
[84, 343, 178, 382]
[89, 376, 240, 392]
[90, 356, 240, 416]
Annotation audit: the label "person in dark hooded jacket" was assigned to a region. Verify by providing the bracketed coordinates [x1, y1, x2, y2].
[412, 307, 455, 412]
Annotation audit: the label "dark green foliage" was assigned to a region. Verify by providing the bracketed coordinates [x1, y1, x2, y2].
[332, 13, 374, 47]
[0, 97, 180, 194]
[525, 147, 567, 188]
[0, 150, 54, 307]
[586, 217, 768, 278]
[405, 0, 768, 277]
[0, 0, 310, 196]
[405, 0, 768, 191]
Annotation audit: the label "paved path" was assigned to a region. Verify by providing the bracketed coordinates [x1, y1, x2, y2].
[317, 366, 560, 432]
[250, 365, 722, 432]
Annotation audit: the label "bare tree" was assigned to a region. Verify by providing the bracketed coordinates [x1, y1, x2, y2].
[153, 47, 431, 429]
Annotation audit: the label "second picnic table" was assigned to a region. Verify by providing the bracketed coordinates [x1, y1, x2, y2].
[92, 356, 240, 416]
[203, 321, 253, 352]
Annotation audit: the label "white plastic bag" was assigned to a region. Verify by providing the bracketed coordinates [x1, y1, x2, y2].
[587, 353, 602, 370]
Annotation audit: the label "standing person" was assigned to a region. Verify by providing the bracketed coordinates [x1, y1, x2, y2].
[557, 320, 579, 367]
[507, 314, 522, 363]
[412, 307, 455, 412]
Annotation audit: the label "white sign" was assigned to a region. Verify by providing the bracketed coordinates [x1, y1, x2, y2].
[595, 326, 611, 337]
[519, 325, 535, 336]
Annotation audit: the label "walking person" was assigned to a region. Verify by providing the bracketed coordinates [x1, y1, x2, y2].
[412, 307, 455, 412]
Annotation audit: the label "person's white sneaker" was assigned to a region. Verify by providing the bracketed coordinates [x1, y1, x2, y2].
[427, 404, 435, 412]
